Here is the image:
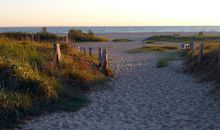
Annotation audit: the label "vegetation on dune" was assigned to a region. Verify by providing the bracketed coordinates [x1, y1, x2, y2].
[0, 37, 107, 128]
[184, 42, 220, 85]
[144, 34, 220, 83]
[145, 35, 220, 43]
[112, 39, 132, 42]
[68, 29, 108, 42]
[0, 29, 109, 43]
[0, 32, 58, 42]
[156, 51, 188, 68]
[157, 58, 169, 68]
[145, 41, 155, 44]
[129, 45, 178, 53]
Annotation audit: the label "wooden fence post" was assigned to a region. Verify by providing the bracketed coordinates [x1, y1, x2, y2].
[98, 48, 102, 66]
[66, 33, 69, 44]
[53, 42, 57, 54]
[101, 49, 108, 69]
[53, 43, 62, 65]
[83, 47, 86, 55]
[77, 46, 80, 52]
[89, 47, 92, 56]
[218, 44, 220, 73]
[80, 46, 83, 53]
[32, 33, 35, 41]
[191, 42, 195, 57]
[198, 43, 204, 64]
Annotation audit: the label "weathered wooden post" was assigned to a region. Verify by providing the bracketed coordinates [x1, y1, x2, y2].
[198, 43, 204, 64]
[89, 47, 92, 56]
[80, 46, 83, 53]
[31, 33, 35, 41]
[98, 48, 102, 66]
[53, 43, 56, 54]
[77, 46, 80, 52]
[53, 43, 62, 65]
[101, 49, 108, 69]
[191, 42, 196, 57]
[83, 47, 86, 55]
[66, 33, 69, 44]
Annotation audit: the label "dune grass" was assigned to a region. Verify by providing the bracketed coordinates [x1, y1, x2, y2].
[68, 29, 108, 42]
[145, 41, 155, 44]
[112, 39, 132, 42]
[144, 35, 220, 84]
[0, 29, 109, 43]
[145, 35, 220, 42]
[0, 32, 58, 42]
[0, 37, 108, 128]
[156, 50, 188, 68]
[184, 42, 220, 85]
[157, 58, 169, 68]
[129, 45, 178, 53]
[145, 35, 220, 43]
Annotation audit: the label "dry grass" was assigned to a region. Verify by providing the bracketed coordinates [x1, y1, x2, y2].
[184, 41, 220, 85]
[0, 37, 108, 128]
[129, 45, 178, 53]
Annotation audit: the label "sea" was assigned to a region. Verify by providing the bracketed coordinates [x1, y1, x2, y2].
[1, 26, 220, 34]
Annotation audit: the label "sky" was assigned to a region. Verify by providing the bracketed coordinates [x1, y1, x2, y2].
[1, 0, 220, 26]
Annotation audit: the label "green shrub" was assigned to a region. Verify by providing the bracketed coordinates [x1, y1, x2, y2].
[145, 41, 154, 44]
[157, 58, 169, 68]
[112, 39, 132, 42]
[34, 32, 58, 42]
[0, 32, 58, 42]
[0, 32, 32, 41]
[68, 29, 108, 42]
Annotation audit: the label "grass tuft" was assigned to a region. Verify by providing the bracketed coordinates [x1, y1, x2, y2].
[112, 39, 132, 42]
[129, 45, 178, 53]
[157, 58, 169, 68]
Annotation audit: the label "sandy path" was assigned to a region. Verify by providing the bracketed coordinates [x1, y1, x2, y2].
[21, 42, 220, 130]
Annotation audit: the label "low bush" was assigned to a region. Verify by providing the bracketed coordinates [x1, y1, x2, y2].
[129, 45, 178, 53]
[34, 32, 58, 42]
[0, 32, 58, 42]
[157, 58, 169, 68]
[68, 29, 108, 42]
[145, 41, 155, 44]
[112, 39, 132, 42]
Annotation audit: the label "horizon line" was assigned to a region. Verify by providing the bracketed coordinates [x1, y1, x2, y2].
[1, 25, 220, 28]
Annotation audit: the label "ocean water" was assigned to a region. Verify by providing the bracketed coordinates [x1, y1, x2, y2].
[0, 26, 220, 34]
